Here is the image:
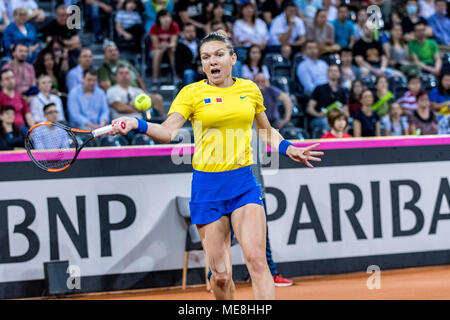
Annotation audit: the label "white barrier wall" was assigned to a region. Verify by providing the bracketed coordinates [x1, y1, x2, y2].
[0, 137, 449, 297]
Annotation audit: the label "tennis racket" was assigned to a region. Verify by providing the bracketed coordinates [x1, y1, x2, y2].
[25, 121, 124, 172]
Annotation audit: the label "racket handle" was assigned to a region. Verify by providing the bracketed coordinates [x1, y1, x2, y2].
[92, 125, 113, 137]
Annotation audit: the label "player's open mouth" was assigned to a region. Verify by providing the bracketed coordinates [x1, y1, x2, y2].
[211, 68, 221, 76]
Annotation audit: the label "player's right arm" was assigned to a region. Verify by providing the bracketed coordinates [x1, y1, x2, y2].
[112, 85, 192, 143]
[110, 113, 186, 144]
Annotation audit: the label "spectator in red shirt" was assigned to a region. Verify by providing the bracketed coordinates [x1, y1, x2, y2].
[150, 9, 180, 87]
[322, 108, 352, 139]
[0, 69, 34, 128]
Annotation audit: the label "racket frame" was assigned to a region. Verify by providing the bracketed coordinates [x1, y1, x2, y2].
[25, 122, 112, 173]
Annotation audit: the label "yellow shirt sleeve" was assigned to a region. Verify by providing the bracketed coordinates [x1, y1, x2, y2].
[253, 82, 266, 115]
[168, 86, 194, 120]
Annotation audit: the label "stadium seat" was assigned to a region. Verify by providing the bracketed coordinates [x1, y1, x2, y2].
[292, 52, 305, 82]
[420, 73, 438, 90]
[311, 126, 326, 139]
[131, 133, 155, 145]
[289, 80, 308, 100]
[143, 33, 152, 76]
[441, 52, 450, 65]
[271, 76, 290, 94]
[275, 95, 306, 128]
[77, 135, 97, 148]
[292, 52, 305, 67]
[264, 53, 292, 79]
[97, 135, 129, 147]
[394, 86, 409, 100]
[235, 47, 248, 62]
[280, 127, 309, 140]
[389, 76, 407, 93]
[287, 81, 309, 129]
[321, 53, 341, 65]
[361, 74, 377, 90]
[175, 196, 210, 290]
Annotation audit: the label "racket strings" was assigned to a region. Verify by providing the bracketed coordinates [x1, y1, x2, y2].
[26, 124, 77, 170]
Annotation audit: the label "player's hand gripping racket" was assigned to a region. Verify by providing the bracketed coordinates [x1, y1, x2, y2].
[25, 121, 125, 172]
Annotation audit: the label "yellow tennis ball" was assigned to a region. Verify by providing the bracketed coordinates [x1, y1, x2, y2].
[134, 94, 152, 111]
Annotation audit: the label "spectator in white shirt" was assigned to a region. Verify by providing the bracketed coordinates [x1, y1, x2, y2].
[233, 2, 269, 50]
[30, 74, 65, 122]
[322, 0, 337, 22]
[419, 0, 436, 19]
[106, 65, 145, 120]
[297, 41, 329, 95]
[268, 1, 306, 52]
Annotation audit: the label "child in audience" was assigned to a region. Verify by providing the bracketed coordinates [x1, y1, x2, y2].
[322, 108, 352, 139]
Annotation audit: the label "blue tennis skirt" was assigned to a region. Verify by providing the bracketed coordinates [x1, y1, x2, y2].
[189, 165, 264, 225]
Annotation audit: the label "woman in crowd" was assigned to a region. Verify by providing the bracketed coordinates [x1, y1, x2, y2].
[34, 49, 68, 98]
[381, 102, 409, 136]
[429, 72, 450, 114]
[353, 89, 381, 137]
[232, 2, 269, 54]
[373, 76, 394, 117]
[353, 8, 368, 42]
[241, 44, 270, 81]
[115, 0, 146, 54]
[206, 2, 233, 35]
[408, 90, 439, 135]
[383, 24, 410, 71]
[340, 48, 360, 90]
[348, 79, 364, 117]
[46, 36, 70, 74]
[150, 9, 179, 87]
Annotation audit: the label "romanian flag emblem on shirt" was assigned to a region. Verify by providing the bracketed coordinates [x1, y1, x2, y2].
[204, 97, 223, 104]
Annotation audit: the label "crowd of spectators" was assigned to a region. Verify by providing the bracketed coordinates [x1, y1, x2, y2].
[0, 0, 449, 151]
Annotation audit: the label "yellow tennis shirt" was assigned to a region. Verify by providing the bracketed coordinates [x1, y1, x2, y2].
[168, 78, 266, 172]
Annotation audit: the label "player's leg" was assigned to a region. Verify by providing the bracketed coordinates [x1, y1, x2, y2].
[152, 48, 164, 81]
[168, 46, 176, 75]
[231, 203, 275, 300]
[197, 216, 234, 300]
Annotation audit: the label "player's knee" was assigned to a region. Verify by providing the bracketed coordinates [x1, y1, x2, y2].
[213, 270, 232, 287]
[245, 252, 267, 276]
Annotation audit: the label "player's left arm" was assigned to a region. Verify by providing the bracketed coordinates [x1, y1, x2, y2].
[254, 112, 323, 168]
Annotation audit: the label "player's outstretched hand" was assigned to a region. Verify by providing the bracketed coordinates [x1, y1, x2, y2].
[110, 117, 138, 136]
[286, 143, 324, 168]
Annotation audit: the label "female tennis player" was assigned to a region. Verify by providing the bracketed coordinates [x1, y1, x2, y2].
[110, 30, 323, 300]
